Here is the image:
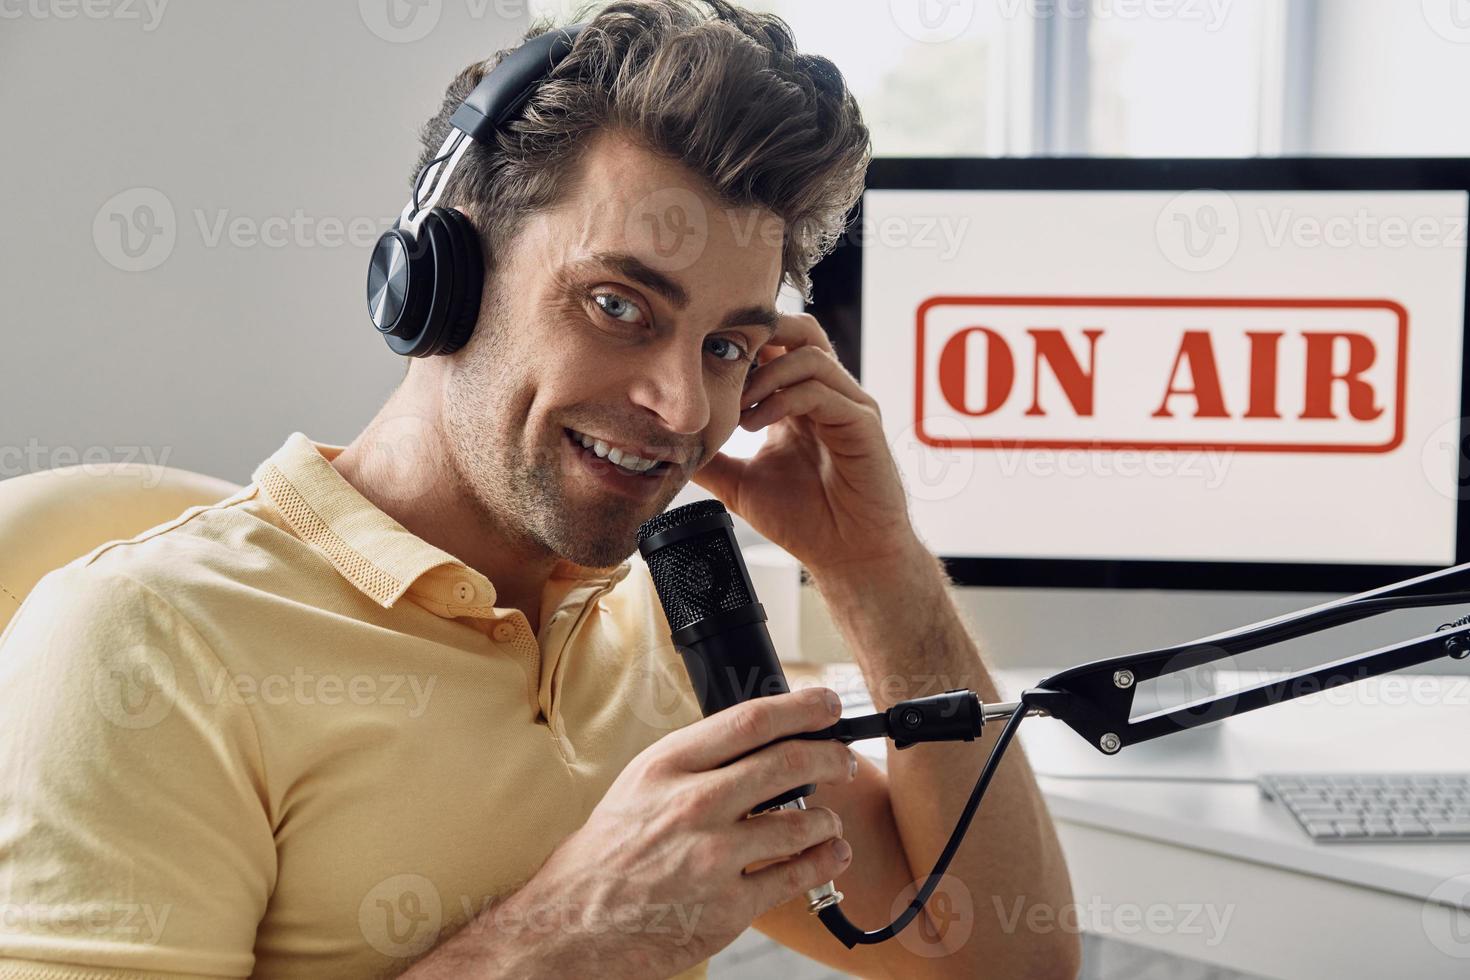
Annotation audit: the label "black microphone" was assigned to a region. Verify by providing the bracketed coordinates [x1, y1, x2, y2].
[637, 498, 844, 913]
[636, 498, 816, 811]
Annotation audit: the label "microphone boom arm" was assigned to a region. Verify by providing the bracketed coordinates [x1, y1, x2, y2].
[806, 558, 1470, 949]
[1023, 559, 1470, 755]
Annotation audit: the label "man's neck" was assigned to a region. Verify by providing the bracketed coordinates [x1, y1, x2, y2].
[329, 387, 558, 628]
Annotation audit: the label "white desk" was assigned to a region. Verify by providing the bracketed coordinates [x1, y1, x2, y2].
[804, 664, 1470, 980]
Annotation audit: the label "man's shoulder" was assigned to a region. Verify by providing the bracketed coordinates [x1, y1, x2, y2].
[5, 483, 341, 693]
[30, 483, 327, 640]
[69, 483, 275, 593]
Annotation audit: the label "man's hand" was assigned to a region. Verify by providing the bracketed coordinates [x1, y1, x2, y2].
[691, 312, 920, 575]
[401, 688, 858, 980]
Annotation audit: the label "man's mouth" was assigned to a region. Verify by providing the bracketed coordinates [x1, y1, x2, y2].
[563, 427, 676, 478]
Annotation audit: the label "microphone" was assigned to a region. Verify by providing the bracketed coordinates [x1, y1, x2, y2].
[636, 498, 844, 913]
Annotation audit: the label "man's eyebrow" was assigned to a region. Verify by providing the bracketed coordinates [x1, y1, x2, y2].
[719, 305, 780, 339]
[591, 251, 689, 309]
[587, 250, 780, 339]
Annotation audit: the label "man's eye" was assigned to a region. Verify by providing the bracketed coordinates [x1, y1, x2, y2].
[706, 336, 750, 363]
[593, 292, 644, 324]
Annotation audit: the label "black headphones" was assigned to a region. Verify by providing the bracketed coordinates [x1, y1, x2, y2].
[365, 25, 586, 357]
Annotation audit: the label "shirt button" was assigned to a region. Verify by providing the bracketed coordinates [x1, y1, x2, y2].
[452, 581, 475, 603]
[492, 621, 516, 643]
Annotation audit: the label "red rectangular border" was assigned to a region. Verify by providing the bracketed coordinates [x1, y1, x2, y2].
[914, 296, 1409, 454]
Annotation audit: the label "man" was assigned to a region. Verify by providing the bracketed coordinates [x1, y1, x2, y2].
[0, 2, 1079, 977]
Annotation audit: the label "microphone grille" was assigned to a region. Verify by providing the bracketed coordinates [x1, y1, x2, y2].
[637, 500, 753, 632]
[636, 498, 727, 540]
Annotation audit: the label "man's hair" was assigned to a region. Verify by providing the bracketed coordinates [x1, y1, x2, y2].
[411, 0, 870, 301]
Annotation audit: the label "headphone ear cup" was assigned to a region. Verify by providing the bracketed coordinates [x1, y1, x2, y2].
[433, 207, 484, 356]
[415, 212, 457, 357]
[374, 215, 455, 357]
[367, 226, 434, 354]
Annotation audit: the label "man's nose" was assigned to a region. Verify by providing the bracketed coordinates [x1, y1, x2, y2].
[627, 341, 711, 439]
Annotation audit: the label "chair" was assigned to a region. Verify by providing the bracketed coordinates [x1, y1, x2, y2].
[0, 463, 241, 633]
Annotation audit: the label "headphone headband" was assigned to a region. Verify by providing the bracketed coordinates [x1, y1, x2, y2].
[450, 25, 583, 143]
[367, 24, 586, 358]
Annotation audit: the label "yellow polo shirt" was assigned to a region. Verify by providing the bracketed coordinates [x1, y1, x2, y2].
[0, 433, 711, 979]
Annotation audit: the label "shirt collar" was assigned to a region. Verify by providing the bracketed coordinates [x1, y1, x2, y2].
[252, 432, 629, 618]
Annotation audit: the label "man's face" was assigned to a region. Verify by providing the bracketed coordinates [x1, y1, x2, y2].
[440, 131, 784, 567]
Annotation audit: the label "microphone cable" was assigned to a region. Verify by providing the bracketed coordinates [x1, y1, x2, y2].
[815, 690, 1035, 948]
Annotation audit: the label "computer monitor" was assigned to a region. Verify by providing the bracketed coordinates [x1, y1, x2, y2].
[806, 159, 1470, 592]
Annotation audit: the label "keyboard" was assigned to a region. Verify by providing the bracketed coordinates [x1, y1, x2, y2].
[1259, 772, 1470, 842]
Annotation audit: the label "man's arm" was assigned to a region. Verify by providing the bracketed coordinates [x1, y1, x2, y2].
[0, 565, 275, 979]
[690, 311, 1079, 978]
[750, 540, 1082, 980]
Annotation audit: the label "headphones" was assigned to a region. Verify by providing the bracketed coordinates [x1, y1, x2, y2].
[365, 25, 586, 357]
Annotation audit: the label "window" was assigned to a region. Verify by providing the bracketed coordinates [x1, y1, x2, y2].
[1086, 0, 1271, 155]
[742, 0, 1035, 156]
[532, 0, 1038, 155]
[748, 0, 1467, 157]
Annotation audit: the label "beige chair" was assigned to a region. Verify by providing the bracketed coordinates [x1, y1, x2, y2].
[0, 463, 241, 633]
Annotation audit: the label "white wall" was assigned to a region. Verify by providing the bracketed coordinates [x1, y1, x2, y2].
[0, 0, 530, 485]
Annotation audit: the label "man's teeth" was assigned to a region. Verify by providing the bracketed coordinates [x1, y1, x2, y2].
[571, 429, 663, 473]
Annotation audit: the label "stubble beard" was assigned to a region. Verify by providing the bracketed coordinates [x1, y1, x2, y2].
[442, 327, 683, 570]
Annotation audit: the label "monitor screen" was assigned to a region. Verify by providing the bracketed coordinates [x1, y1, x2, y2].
[807, 160, 1470, 591]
